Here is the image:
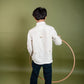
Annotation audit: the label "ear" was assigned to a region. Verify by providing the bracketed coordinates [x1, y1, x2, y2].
[45, 16, 47, 20]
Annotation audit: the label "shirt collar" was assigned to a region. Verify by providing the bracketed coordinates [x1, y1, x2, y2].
[36, 21, 46, 26]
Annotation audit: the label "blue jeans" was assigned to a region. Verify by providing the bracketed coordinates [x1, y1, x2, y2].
[30, 61, 52, 84]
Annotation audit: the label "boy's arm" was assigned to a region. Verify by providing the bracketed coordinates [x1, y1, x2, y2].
[52, 28, 62, 45]
[27, 31, 33, 56]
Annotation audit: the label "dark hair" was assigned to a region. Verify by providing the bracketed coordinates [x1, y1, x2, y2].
[32, 7, 47, 20]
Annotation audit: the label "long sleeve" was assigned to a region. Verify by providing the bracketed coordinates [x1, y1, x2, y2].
[27, 31, 32, 56]
[52, 28, 62, 45]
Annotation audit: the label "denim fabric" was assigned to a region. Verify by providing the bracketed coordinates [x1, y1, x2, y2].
[30, 61, 52, 84]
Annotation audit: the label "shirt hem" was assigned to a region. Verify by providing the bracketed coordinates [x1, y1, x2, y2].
[32, 60, 53, 65]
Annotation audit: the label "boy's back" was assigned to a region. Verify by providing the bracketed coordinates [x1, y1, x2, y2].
[27, 21, 62, 65]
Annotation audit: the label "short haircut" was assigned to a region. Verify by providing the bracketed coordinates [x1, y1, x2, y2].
[32, 7, 47, 20]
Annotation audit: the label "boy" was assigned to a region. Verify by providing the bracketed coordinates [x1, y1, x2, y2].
[27, 7, 62, 84]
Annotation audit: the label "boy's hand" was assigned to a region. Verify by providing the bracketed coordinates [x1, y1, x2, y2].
[58, 35, 61, 38]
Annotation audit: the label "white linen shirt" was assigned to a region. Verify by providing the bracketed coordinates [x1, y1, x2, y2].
[27, 22, 62, 65]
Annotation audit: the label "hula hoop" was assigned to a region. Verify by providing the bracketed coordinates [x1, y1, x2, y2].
[29, 40, 75, 83]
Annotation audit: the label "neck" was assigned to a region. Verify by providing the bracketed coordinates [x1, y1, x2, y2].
[36, 19, 45, 23]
